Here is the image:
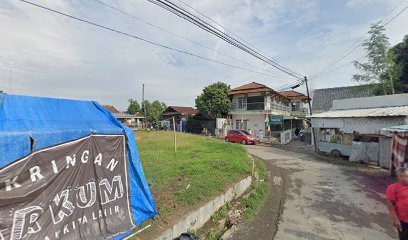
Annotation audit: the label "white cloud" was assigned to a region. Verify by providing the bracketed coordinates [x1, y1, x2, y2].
[346, 0, 373, 8]
[0, 0, 407, 110]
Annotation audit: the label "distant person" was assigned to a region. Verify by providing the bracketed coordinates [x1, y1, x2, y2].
[386, 167, 408, 240]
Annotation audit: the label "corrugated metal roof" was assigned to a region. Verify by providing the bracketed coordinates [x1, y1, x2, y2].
[114, 113, 144, 119]
[310, 106, 408, 118]
[312, 85, 371, 112]
[389, 124, 408, 130]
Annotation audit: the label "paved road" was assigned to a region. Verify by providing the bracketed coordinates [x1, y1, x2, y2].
[230, 144, 397, 240]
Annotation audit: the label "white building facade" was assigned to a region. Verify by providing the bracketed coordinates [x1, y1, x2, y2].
[228, 82, 310, 143]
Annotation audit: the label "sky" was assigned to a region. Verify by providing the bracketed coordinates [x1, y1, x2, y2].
[0, 0, 407, 110]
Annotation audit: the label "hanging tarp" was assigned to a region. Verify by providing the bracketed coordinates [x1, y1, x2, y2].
[0, 94, 156, 239]
[391, 132, 408, 168]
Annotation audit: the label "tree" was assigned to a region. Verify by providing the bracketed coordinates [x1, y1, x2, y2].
[126, 99, 141, 115]
[353, 22, 393, 95]
[141, 99, 167, 128]
[195, 82, 231, 118]
[388, 35, 408, 93]
[148, 100, 167, 127]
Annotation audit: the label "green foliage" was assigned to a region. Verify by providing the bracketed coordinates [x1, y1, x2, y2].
[388, 35, 408, 93]
[353, 22, 393, 95]
[195, 82, 231, 118]
[126, 99, 141, 115]
[241, 158, 269, 220]
[127, 98, 166, 127]
[147, 100, 167, 127]
[211, 203, 230, 221]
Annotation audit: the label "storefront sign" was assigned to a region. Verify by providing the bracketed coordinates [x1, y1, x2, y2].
[269, 115, 284, 125]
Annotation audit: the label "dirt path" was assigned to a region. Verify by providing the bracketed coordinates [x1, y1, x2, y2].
[229, 144, 397, 240]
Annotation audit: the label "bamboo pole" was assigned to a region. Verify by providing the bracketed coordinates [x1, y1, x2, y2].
[172, 117, 177, 153]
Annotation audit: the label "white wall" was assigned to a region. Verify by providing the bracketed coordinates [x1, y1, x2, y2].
[332, 93, 408, 110]
[231, 113, 265, 134]
[312, 116, 408, 134]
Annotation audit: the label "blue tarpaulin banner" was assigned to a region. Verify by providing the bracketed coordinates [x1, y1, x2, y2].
[0, 94, 157, 239]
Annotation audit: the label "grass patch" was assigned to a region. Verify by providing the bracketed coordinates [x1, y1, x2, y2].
[196, 157, 269, 239]
[135, 131, 251, 216]
[241, 157, 269, 220]
[211, 203, 230, 221]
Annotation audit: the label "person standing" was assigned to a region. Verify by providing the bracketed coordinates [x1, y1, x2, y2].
[386, 167, 408, 240]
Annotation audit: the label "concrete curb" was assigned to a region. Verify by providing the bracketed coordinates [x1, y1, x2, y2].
[155, 176, 252, 240]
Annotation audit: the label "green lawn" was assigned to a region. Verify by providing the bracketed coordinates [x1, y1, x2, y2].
[135, 131, 251, 212]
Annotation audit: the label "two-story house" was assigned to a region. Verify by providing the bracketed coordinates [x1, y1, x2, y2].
[228, 82, 310, 143]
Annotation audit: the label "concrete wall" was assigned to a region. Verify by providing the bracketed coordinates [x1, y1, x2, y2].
[332, 93, 408, 110]
[312, 117, 407, 134]
[231, 113, 265, 134]
[317, 141, 352, 156]
[379, 137, 392, 168]
[155, 176, 252, 240]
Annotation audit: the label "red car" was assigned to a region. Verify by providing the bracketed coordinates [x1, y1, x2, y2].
[225, 130, 257, 145]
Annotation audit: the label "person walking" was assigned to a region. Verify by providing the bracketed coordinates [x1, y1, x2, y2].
[387, 167, 408, 240]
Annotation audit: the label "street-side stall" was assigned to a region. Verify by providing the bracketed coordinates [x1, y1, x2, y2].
[381, 125, 408, 175]
[311, 94, 408, 164]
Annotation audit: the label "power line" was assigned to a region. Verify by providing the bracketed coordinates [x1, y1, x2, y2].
[147, 0, 304, 80]
[162, 0, 305, 79]
[276, 79, 305, 92]
[93, 0, 287, 78]
[16, 0, 287, 78]
[311, 0, 408, 80]
[172, 0, 301, 75]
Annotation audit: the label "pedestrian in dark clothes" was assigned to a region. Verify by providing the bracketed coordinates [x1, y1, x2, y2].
[387, 167, 408, 240]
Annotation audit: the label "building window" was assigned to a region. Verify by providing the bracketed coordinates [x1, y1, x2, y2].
[291, 101, 301, 111]
[238, 97, 247, 109]
[236, 119, 248, 130]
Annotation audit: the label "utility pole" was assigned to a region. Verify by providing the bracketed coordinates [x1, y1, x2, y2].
[304, 76, 317, 152]
[142, 83, 146, 116]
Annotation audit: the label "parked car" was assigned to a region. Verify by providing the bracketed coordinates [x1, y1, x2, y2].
[225, 130, 257, 145]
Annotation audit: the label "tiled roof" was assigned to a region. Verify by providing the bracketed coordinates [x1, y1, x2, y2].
[231, 82, 269, 91]
[165, 106, 198, 115]
[279, 91, 310, 101]
[135, 112, 144, 117]
[312, 85, 371, 112]
[102, 105, 120, 114]
[229, 82, 276, 96]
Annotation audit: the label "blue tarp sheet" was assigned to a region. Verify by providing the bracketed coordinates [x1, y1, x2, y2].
[0, 94, 156, 238]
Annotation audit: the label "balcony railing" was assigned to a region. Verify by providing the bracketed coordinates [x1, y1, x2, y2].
[231, 102, 290, 112]
[270, 103, 290, 112]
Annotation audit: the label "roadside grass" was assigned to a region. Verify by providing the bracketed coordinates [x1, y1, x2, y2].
[197, 156, 269, 239]
[135, 131, 251, 217]
[241, 157, 269, 220]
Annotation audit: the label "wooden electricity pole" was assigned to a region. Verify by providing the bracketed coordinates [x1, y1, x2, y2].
[304, 76, 317, 152]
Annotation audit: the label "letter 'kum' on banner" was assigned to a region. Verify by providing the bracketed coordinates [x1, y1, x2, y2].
[0, 94, 157, 240]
